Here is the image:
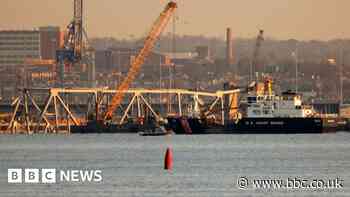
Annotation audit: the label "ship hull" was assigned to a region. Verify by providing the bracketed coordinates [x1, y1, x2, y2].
[166, 117, 325, 134]
[71, 117, 327, 134]
[230, 117, 323, 134]
[166, 117, 228, 134]
[70, 121, 144, 134]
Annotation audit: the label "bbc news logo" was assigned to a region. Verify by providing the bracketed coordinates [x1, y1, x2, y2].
[8, 169, 102, 184]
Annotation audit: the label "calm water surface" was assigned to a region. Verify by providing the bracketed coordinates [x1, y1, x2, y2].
[0, 133, 349, 197]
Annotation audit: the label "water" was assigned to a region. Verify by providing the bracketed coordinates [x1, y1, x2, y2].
[0, 133, 349, 196]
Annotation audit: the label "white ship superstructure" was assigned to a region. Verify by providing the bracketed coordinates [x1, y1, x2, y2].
[246, 78, 314, 118]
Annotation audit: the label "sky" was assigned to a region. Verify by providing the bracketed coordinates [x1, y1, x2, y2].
[0, 0, 349, 40]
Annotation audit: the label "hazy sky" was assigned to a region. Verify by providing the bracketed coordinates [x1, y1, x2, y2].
[1, 0, 349, 40]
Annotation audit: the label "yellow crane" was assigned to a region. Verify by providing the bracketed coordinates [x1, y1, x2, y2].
[104, 1, 177, 121]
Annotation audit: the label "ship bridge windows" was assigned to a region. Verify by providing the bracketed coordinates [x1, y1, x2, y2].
[282, 96, 294, 101]
[247, 96, 257, 103]
[252, 109, 261, 115]
[263, 110, 270, 115]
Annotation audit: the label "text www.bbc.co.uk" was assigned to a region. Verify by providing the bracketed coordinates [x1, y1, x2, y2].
[237, 177, 344, 190]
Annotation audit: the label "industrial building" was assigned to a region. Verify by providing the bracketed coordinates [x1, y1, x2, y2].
[0, 27, 60, 101]
[195, 46, 211, 60]
[39, 26, 60, 60]
[0, 26, 60, 67]
[95, 48, 171, 73]
[0, 30, 40, 66]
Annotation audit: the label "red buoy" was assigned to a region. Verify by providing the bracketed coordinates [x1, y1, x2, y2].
[164, 147, 173, 170]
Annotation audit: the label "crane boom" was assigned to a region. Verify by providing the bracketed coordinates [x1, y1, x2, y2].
[104, 1, 177, 121]
[73, 0, 83, 60]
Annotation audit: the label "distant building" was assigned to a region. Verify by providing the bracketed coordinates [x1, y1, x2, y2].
[340, 104, 350, 118]
[0, 26, 60, 67]
[0, 30, 40, 66]
[195, 46, 210, 60]
[95, 48, 171, 73]
[162, 52, 197, 60]
[39, 26, 60, 60]
[95, 50, 113, 72]
[312, 102, 340, 117]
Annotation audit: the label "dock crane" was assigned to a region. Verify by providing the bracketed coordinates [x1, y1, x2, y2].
[103, 1, 177, 121]
[56, 0, 84, 85]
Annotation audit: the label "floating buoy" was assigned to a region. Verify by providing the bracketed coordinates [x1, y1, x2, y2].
[164, 147, 173, 170]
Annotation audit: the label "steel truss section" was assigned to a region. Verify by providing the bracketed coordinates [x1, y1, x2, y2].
[4, 88, 239, 134]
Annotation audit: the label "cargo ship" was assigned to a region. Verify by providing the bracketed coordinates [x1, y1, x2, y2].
[228, 90, 323, 134]
[166, 78, 327, 134]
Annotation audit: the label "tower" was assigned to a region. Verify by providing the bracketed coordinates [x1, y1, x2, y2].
[226, 28, 234, 67]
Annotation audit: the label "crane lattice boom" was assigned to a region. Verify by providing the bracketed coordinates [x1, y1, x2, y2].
[104, 2, 177, 121]
[73, 0, 83, 60]
[57, 0, 83, 64]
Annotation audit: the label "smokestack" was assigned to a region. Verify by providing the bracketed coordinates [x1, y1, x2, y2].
[226, 28, 234, 66]
[59, 30, 65, 49]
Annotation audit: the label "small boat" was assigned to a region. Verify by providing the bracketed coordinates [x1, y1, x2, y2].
[138, 126, 173, 136]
